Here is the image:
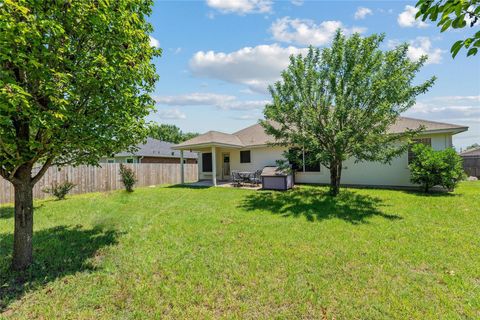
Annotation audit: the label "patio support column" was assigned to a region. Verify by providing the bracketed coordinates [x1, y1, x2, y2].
[211, 146, 217, 186]
[197, 152, 201, 181]
[180, 150, 185, 184]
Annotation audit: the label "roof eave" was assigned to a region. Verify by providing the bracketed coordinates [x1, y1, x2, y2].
[172, 142, 244, 150]
[420, 127, 469, 135]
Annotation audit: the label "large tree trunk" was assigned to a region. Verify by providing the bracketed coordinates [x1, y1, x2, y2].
[12, 169, 34, 271]
[329, 160, 342, 196]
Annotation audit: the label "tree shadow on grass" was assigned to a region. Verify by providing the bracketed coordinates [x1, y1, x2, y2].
[166, 184, 211, 190]
[399, 189, 460, 197]
[0, 205, 45, 220]
[239, 188, 402, 224]
[0, 207, 13, 220]
[0, 225, 119, 312]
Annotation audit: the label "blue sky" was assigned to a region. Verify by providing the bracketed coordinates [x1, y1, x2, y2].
[147, 0, 479, 149]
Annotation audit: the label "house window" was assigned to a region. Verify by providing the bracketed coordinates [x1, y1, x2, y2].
[304, 158, 321, 172]
[202, 153, 212, 172]
[240, 150, 251, 163]
[126, 158, 135, 164]
[107, 159, 115, 164]
[288, 148, 320, 172]
[408, 138, 432, 164]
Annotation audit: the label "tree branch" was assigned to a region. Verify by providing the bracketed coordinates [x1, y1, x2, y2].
[31, 157, 53, 185]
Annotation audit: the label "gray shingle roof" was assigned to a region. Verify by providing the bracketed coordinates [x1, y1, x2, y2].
[116, 138, 197, 158]
[388, 117, 468, 134]
[174, 130, 244, 148]
[174, 116, 468, 149]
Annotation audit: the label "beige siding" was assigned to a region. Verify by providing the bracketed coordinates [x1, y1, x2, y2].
[295, 133, 454, 187]
[199, 146, 285, 180]
[197, 132, 455, 187]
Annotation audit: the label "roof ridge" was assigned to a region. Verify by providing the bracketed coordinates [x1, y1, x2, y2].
[205, 130, 235, 136]
[232, 122, 261, 136]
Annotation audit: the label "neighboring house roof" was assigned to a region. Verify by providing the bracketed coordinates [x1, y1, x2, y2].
[460, 147, 480, 156]
[115, 138, 197, 158]
[173, 116, 468, 150]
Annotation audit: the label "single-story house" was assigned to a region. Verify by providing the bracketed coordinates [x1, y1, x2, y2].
[101, 138, 197, 164]
[172, 117, 468, 187]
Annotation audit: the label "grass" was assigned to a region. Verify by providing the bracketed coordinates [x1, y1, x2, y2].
[0, 182, 479, 319]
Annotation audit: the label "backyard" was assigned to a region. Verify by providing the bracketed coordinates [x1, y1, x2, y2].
[0, 182, 479, 319]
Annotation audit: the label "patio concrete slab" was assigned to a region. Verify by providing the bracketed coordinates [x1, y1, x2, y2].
[185, 180, 262, 190]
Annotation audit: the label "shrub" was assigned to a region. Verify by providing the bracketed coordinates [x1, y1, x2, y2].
[42, 181, 76, 200]
[409, 144, 465, 192]
[119, 164, 136, 192]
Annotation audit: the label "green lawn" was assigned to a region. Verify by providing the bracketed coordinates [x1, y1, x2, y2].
[1, 182, 479, 319]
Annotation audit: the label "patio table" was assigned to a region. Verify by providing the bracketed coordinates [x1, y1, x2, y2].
[237, 171, 254, 183]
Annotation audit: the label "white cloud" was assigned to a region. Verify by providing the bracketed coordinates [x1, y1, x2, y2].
[156, 93, 235, 106]
[232, 114, 260, 120]
[397, 5, 428, 28]
[155, 108, 186, 119]
[270, 17, 366, 46]
[291, 0, 303, 6]
[413, 96, 480, 113]
[190, 44, 308, 93]
[388, 37, 443, 65]
[354, 7, 372, 20]
[206, 0, 272, 14]
[378, 8, 394, 14]
[149, 36, 160, 48]
[407, 37, 443, 64]
[406, 95, 479, 148]
[226, 100, 269, 110]
[155, 92, 269, 110]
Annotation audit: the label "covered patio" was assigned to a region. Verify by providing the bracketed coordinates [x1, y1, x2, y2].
[172, 131, 245, 186]
[172, 127, 283, 186]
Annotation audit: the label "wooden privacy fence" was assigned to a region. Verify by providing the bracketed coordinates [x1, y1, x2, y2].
[463, 156, 480, 177]
[0, 163, 198, 204]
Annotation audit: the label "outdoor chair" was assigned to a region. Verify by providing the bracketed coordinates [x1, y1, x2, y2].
[231, 171, 242, 187]
[251, 169, 262, 186]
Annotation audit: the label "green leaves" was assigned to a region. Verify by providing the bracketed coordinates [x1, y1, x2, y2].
[409, 143, 465, 192]
[415, 0, 479, 58]
[451, 40, 464, 58]
[0, 0, 161, 180]
[147, 124, 199, 144]
[468, 47, 478, 56]
[263, 30, 434, 194]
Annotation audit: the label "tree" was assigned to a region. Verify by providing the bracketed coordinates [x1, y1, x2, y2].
[147, 123, 199, 143]
[262, 31, 435, 196]
[415, 0, 480, 57]
[409, 144, 465, 192]
[0, 0, 160, 270]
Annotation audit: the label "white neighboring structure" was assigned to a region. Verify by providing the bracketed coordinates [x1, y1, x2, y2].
[173, 117, 468, 187]
[100, 138, 197, 164]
